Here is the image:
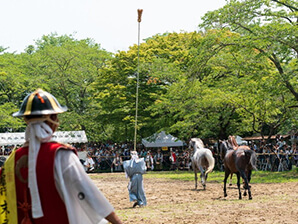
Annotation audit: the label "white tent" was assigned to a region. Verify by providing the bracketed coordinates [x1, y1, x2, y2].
[0, 131, 88, 146]
[142, 131, 184, 148]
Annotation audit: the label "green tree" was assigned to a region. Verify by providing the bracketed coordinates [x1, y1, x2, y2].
[18, 34, 112, 140]
[170, 0, 298, 139]
[0, 53, 28, 131]
[200, 0, 298, 101]
[91, 32, 206, 142]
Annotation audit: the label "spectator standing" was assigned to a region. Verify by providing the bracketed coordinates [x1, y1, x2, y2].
[123, 148, 130, 161]
[169, 148, 177, 170]
[271, 144, 280, 171]
[145, 151, 154, 171]
[277, 136, 286, 149]
[139, 149, 147, 158]
[284, 145, 292, 170]
[252, 141, 258, 152]
[94, 149, 101, 169]
[276, 134, 282, 144]
[182, 149, 191, 170]
[105, 150, 114, 172]
[154, 149, 163, 170]
[113, 152, 123, 172]
[84, 152, 95, 172]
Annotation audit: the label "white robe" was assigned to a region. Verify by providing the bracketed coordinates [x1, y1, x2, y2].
[54, 150, 113, 224]
[123, 158, 147, 206]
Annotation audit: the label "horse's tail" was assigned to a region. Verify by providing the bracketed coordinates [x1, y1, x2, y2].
[244, 149, 258, 171]
[205, 151, 215, 174]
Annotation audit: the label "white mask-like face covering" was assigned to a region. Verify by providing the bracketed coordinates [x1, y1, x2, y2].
[24, 116, 58, 218]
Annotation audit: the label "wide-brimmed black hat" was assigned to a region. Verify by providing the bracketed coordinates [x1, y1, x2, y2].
[12, 89, 67, 117]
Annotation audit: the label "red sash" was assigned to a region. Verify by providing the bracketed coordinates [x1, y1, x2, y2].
[15, 142, 76, 224]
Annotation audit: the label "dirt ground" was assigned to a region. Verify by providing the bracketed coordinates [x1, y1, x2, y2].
[91, 172, 298, 224]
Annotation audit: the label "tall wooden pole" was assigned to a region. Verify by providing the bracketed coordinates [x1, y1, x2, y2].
[134, 9, 143, 151]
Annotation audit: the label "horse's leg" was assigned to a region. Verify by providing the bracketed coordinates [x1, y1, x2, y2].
[223, 170, 230, 197]
[247, 170, 252, 183]
[239, 169, 252, 200]
[229, 173, 233, 186]
[199, 165, 206, 190]
[236, 172, 242, 200]
[200, 173, 206, 190]
[204, 170, 209, 190]
[194, 168, 198, 190]
[243, 170, 251, 196]
[246, 169, 253, 200]
[243, 170, 247, 196]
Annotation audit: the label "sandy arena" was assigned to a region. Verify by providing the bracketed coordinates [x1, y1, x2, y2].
[90, 172, 297, 224]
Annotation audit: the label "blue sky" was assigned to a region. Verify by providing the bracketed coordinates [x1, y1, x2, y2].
[0, 0, 226, 53]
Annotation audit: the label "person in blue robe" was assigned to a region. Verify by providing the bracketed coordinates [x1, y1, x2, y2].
[123, 151, 147, 207]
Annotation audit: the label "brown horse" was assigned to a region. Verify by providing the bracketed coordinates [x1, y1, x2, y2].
[227, 135, 251, 186]
[219, 136, 257, 200]
[219, 139, 234, 185]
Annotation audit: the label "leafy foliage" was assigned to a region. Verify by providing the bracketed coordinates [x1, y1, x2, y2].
[0, 1, 297, 143]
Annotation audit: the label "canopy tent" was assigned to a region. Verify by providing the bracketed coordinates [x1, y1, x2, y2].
[0, 131, 88, 146]
[142, 131, 184, 148]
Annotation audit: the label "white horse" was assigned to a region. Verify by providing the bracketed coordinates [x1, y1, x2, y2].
[189, 138, 215, 190]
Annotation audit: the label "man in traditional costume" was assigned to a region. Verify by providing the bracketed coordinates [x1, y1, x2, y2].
[0, 89, 122, 224]
[123, 151, 147, 208]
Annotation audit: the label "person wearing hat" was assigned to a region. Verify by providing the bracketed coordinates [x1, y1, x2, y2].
[123, 151, 147, 208]
[0, 89, 122, 224]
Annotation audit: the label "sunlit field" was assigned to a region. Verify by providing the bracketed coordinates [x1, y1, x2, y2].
[91, 168, 298, 223]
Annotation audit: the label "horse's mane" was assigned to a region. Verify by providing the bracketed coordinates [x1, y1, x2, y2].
[190, 138, 205, 149]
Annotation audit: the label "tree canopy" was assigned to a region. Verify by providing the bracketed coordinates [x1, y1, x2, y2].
[0, 0, 297, 143]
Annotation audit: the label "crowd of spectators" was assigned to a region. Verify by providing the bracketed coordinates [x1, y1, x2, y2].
[0, 145, 14, 155]
[248, 133, 298, 171]
[77, 132, 298, 173]
[1, 132, 297, 172]
[76, 142, 193, 172]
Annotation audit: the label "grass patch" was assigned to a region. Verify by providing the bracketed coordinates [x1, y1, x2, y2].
[252, 168, 298, 183]
[88, 167, 297, 184]
[145, 167, 298, 184]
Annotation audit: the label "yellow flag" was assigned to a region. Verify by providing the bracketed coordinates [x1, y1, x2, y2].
[0, 150, 18, 224]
